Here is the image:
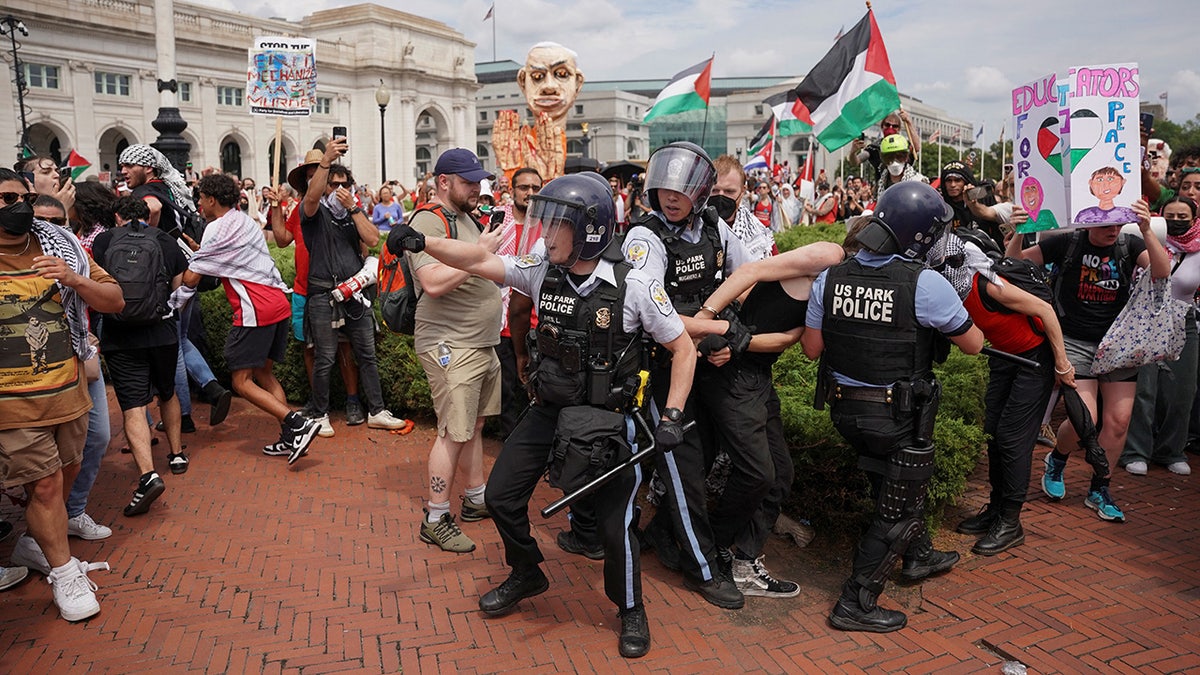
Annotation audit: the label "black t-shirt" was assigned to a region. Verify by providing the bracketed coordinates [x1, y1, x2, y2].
[92, 225, 189, 350]
[300, 203, 365, 290]
[738, 279, 808, 369]
[1039, 231, 1146, 342]
[132, 180, 182, 236]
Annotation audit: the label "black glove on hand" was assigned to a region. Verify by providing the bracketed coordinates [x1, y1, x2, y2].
[654, 419, 686, 452]
[719, 309, 754, 357]
[386, 224, 426, 254]
[697, 334, 728, 357]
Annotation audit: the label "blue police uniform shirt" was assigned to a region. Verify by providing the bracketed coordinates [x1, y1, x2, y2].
[622, 211, 755, 282]
[807, 250, 971, 387]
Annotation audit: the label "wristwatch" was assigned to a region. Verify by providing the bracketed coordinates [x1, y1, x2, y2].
[348, 206, 364, 215]
[662, 407, 684, 423]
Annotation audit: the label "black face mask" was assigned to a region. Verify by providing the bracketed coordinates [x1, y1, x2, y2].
[1167, 218, 1193, 237]
[708, 194, 738, 222]
[0, 200, 34, 236]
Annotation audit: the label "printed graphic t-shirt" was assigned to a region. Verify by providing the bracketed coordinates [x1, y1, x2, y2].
[1038, 231, 1146, 342]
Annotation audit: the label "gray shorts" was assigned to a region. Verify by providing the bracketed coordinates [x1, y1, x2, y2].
[1063, 334, 1139, 382]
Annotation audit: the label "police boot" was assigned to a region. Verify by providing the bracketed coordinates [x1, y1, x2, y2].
[637, 511, 681, 572]
[201, 380, 233, 426]
[900, 533, 959, 582]
[618, 605, 651, 658]
[971, 503, 1025, 556]
[479, 566, 549, 616]
[829, 580, 906, 633]
[955, 501, 999, 536]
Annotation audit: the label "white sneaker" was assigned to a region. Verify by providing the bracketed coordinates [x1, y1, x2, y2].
[0, 565, 28, 591]
[312, 415, 335, 438]
[367, 409, 412, 430]
[1124, 461, 1148, 476]
[1168, 461, 1192, 475]
[67, 513, 113, 540]
[10, 534, 50, 575]
[731, 555, 801, 598]
[48, 557, 109, 622]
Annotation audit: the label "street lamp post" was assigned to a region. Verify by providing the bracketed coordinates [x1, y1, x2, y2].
[1, 15, 31, 161]
[375, 79, 390, 185]
[580, 122, 591, 160]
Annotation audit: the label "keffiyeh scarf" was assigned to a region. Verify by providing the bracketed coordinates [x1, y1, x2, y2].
[31, 218, 94, 361]
[118, 144, 196, 213]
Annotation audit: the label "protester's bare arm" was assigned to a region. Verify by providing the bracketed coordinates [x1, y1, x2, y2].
[1134, 198, 1171, 279]
[748, 326, 805, 353]
[988, 279, 1075, 387]
[263, 187, 293, 247]
[697, 242, 843, 318]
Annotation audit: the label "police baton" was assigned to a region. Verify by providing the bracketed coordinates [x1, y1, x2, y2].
[981, 346, 1040, 370]
[541, 412, 694, 519]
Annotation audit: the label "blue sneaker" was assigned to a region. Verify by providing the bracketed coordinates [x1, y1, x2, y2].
[1042, 452, 1066, 501]
[1085, 487, 1125, 522]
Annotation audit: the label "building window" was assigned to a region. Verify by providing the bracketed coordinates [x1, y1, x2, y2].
[754, 105, 763, 116]
[626, 124, 641, 132]
[574, 104, 583, 115]
[314, 97, 332, 115]
[217, 86, 244, 107]
[94, 71, 131, 96]
[479, 110, 488, 122]
[23, 63, 60, 90]
[178, 81, 192, 103]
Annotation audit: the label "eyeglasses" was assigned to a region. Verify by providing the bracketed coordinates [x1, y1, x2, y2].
[0, 192, 37, 206]
[328, 181, 353, 189]
[43, 216, 68, 226]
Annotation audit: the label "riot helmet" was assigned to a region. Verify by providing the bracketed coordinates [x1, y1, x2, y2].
[644, 142, 716, 217]
[524, 174, 615, 267]
[856, 181, 954, 259]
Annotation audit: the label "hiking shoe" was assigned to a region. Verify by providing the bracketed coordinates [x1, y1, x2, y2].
[123, 473, 165, 517]
[479, 566, 549, 616]
[67, 513, 113, 540]
[202, 381, 232, 426]
[0, 565, 28, 591]
[557, 530, 604, 560]
[460, 495, 491, 523]
[684, 571, 745, 609]
[956, 503, 999, 535]
[732, 556, 800, 598]
[285, 414, 320, 465]
[1123, 461, 1148, 476]
[345, 399, 366, 426]
[167, 452, 189, 475]
[10, 534, 50, 575]
[311, 415, 335, 438]
[367, 409, 411, 431]
[618, 605, 651, 658]
[1085, 487, 1126, 522]
[420, 511, 476, 553]
[901, 548, 959, 581]
[1168, 461, 1192, 476]
[48, 557, 109, 622]
[1042, 452, 1066, 501]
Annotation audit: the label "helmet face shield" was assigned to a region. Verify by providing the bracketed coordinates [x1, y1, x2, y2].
[528, 196, 586, 266]
[645, 144, 716, 212]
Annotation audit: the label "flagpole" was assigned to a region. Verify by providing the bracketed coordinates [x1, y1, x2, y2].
[492, 4, 497, 62]
[979, 121, 985, 182]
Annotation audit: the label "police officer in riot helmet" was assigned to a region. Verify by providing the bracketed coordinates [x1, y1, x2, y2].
[387, 174, 696, 658]
[621, 142, 757, 610]
[801, 181, 984, 632]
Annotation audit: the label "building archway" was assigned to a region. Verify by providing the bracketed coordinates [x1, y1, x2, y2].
[414, 104, 452, 179]
[267, 136, 297, 185]
[25, 122, 70, 166]
[98, 126, 136, 175]
[220, 136, 243, 176]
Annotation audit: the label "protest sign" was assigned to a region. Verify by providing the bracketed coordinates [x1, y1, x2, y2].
[1011, 73, 1068, 233]
[247, 37, 317, 117]
[1066, 63, 1140, 226]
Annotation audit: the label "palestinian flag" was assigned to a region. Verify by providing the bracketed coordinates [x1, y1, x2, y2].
[763, 90, 813, 137]
[744, 118, 775, 171]
[66, 150, 91, 180]
[789, 10, 900, 152]
[643, 57, 713, 123]
[747, 117, 774, 157]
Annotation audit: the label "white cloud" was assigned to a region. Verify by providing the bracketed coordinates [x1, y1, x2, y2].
[1167, 70, 1200, 124]
[963, 66, 1015, 103]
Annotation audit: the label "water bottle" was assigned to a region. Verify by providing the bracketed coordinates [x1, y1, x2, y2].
[437, 341, 451, 368]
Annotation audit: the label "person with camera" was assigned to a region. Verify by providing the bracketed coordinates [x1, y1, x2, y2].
[874, 134, 927, 198]
[849, 110, 920, 181]
[939, 161, 1009, 250]
[802, 182, 984, 632]
[388, 173, 694, 658]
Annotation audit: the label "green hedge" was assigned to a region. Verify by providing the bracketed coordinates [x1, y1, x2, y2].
[196, 229, 988, 531]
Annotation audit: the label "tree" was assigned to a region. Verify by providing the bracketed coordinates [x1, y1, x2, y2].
[1153, 114, 1200, 154]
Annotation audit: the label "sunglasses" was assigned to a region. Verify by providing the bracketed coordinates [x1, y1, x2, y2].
[0, 192, 37, 207]
[43, 216, 68, 226]
[328, 181, 353, 189]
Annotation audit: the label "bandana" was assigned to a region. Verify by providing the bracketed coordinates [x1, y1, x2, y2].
[1167, 217, 1200, 254]
[118, 144, 196, 213]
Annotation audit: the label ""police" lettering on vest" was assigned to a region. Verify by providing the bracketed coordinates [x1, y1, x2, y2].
[674, 254, 707, 276]
[831, 283, 895, 322]
[540, 294, 578, 316]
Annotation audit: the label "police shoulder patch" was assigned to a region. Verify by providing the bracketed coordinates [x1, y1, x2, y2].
[514, 253, 543, 268]
[625, 239, 651, 269]
[649, 279, 673, 316]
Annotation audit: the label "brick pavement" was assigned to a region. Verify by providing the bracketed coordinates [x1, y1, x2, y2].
[1, 388, 1198, 674]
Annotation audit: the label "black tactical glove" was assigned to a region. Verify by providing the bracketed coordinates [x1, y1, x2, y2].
[697, 334, 728, 357]
[654, 419, 686, 452]
[386, 224, 426, 254]
[719, 308, 754, 357]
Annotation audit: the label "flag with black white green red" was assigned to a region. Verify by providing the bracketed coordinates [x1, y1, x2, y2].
[789, 9, 900, 151]
[763, 90, 814, 137]
[747, 117, 774, 156]
[643, 56, 713, 123]
[744, 117, 775, 171]
[66, 150, 91, 181]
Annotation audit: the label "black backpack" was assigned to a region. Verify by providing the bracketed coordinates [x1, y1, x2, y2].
[104, 224, 172, 325]
[991, 256, 1057, 308]
[1049, 229, 1132, 317]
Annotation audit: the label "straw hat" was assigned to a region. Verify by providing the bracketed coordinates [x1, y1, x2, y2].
[287, 149, 328, 194]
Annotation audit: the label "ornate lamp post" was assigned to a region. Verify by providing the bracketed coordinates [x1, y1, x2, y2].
[1, 15, 31, 161]
[375, 79, 390, 184]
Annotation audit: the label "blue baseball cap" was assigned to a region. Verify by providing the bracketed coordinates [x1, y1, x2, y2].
[434, 148, 494, 183]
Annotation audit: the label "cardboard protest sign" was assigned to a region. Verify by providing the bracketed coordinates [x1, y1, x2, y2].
[1066, 63, 1140, 226]
[247, 37, 317, 116]
[1012, 73, 1068, 233]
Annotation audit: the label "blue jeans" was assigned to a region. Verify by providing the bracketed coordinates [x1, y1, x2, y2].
[173, 303, 219, 415]
[68, 372, 111, 518]
[306, 291, 384, 415]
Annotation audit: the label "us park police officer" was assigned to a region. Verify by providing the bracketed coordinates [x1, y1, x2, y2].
[621, 142, 755, 610]
[800, 182, 984, 633]
[387, 173, 696, 659]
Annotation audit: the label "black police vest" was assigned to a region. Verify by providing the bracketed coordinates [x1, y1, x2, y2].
[640, 214, 725, 316]
[534, 263, 642, 408]
[821, 258, 935, 385]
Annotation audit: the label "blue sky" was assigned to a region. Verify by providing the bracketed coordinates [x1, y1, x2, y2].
[233, 0, 1199, 139]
